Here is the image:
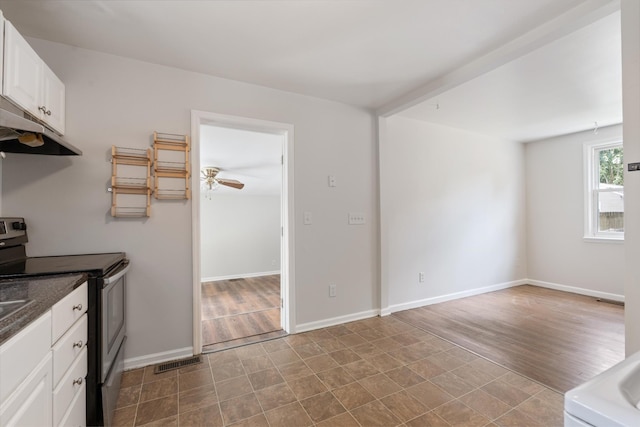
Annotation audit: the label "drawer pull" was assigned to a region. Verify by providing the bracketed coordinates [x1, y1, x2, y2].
[73, 377, 83, 386]
[72, 303, 83, 311]
[73, 340, 83, 348]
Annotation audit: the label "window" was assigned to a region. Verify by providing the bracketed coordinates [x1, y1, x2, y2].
[584, 141, 624, 240]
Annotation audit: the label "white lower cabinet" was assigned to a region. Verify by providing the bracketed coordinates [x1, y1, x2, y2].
[0, 352, 53, 427]
[0, 282, 88, 427]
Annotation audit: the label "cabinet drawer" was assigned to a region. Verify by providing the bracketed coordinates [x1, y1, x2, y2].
[52, 314, 87, 387]
[52, 282, 87, 344]
[53, 347, 87, 427]
[0, 311, 51, 402]
[57, 382, 85, 427]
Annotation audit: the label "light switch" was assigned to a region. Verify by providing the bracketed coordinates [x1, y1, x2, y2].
[304, 211, 312, 225]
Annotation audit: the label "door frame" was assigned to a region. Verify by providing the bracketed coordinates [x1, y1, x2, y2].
[190, 110, 295, 353]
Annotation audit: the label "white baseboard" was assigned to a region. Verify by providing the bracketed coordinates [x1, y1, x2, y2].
[124, 346, 194, 371]
[385, 279, 527, 314]
[202, 270, 281, 282]
[527, 279, 624, 302]
[296, 309, 380, 333]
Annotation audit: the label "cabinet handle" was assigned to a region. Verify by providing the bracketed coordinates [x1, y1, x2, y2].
[72, 303, 83, 311]
[73, 378, 83, 386]
[45, 109, 51, 116]
[38, 106, 46, 113]
[73, 340, 83, 348]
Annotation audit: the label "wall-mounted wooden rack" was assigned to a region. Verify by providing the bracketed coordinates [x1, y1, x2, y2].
[109, 146, 152, 217]
[153, 132, 190, 199]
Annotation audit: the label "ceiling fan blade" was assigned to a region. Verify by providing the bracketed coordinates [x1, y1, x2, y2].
[217, 178, 245, 189]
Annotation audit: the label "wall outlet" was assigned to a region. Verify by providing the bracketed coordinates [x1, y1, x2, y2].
[329, 284, 337, 297]
[348, 212, 366, 225]
[419, 272, 425, 283]
[328, 175, 337, 187]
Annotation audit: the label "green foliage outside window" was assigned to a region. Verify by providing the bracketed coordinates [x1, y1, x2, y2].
[599, 147, 624, 185]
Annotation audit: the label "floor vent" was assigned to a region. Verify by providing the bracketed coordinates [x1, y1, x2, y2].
[596, 298, 625, 307]
[154, 356, 202, 374]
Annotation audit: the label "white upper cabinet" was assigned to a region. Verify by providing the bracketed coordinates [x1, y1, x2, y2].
[2, 19, 66, 135]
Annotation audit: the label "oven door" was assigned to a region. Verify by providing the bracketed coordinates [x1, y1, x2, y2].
[101, 261, 129, 382]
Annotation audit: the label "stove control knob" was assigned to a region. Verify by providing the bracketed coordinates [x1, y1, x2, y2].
[11, 222, 26, 231]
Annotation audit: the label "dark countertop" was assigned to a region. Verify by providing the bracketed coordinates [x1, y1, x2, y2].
[0, 273, 87, 346]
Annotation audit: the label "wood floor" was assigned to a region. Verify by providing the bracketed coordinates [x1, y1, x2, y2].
[393, 284, 625, 392]
[201, 275, 282, 351]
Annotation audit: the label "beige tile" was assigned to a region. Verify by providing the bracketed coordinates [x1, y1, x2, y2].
[433, 399, 490, 427]
[406, 381, 454, 410]
[405, 411, 450, 427]
[265, 401, 314, 427]
[332, 382, 376, 410]
[262, 339, 291, 353]
[242, 355, 275, 374]
[494, 408, 542, 426]
[446, 346, 479, 363]
[142, 365, 177, 384]
[359, 373, 403, 398]
[482, 379, 534, 407]
[452, 362, 499, 388]
[121, 368, 144, 388]
[315, 412, 360, 427]
[284, 333, 314, 347]
[177, 358, 210, 375]
[306, 329, 333, 342]
[116, 385, 141, 409]
[178, 368, 214, 392]
[342, 359, 380, 380]
[134, 395, 178, 426]
[278, 360, 313, 381]
[427, 351, 468, 371]
[380, 390, 428, 422]
[516, 390, 564, 426]
[292, 342, 325, 359]
[317, 338, 348, 352]
[299, 391, 347, 423]
[407, 358, 447, 379]
[305, 354, 339, 373]
[350, 342, 384, 357]
[358, 328, 387, 341]
[327, 325, 353, 337]
[287, 374, 328, 399]
[254, 382, 297, 411]
[366, 353, 405, 372]
[269, 348, 302, 366]
[350, 399, 402, 427]
[178, 403, 223, 427]
[178, 383, 218, 414]
[500, 371, 546, 395]
[208, 349, 240, 364]
[216, 375, 253, 401]
[430, 371, 475, 398]
[247, 367, 285, 390]
[391, 333, 423, 346]
[112, 405, 136, 427]
[138, 415, 178, 426]
[316, 366, 356, 389]
[212, 359, 246, 382]
[337, 333, 367, 348]
[227, 413, 270, 427]
[235, 343, 267, 360]
[139, 376, 177, 402]
[459, 389, 512, 420]
[467, 358, 509, 379]
[368, 337, 399, 351]
[328, 348, 362, 365]
[386, 366, 426, 388]
[219, 393, 263, 425]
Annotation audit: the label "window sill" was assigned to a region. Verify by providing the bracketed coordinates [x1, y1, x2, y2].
[583, 236, 624, 244]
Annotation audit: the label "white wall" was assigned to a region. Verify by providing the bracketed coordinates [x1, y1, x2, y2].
[380, 116, 526, 312]
[201, 194, 280, 280]
[525, 125, 624, 298]
[1, 39, 378, 363]
[622, 0, 640, 356]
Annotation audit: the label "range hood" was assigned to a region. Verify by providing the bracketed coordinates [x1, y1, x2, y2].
[0, 107, 81, 156]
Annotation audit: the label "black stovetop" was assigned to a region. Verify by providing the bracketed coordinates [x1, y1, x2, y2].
[0, 252, 126, 279]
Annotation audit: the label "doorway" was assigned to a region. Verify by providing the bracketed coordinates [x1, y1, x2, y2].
[191, 111, 295, 354]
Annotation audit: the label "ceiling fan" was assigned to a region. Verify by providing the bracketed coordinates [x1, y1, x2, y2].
[201, 166, 245, 190]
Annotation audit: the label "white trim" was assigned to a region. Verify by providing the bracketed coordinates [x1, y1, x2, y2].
[201, 271, 281, 283]
[583, 236, 624, 244]
[387, 280, 527, 314]
[191, 110, 296, 353]
[123, 346, 194, 371]
[528, 279, 624, 302]
[296, 309, 380, 333]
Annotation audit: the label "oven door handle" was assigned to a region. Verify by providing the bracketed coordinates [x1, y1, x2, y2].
[104, 261, 131, 285]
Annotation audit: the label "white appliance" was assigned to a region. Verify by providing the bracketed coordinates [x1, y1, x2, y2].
[565, 350, 640, 426]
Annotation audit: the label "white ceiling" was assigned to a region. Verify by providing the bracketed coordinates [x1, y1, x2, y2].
[200, 125, 282, 196]
[0, 0, 622, 147]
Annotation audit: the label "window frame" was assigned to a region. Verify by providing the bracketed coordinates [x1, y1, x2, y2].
[583, 139, 624, 242]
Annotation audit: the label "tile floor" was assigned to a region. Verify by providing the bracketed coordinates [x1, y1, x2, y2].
[113, 316, 564, 426]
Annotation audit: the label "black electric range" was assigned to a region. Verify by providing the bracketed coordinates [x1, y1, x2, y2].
[0, 218, 129, 426]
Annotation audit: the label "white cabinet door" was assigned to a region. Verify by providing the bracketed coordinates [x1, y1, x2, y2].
[42, 63, 65, 135]
[0, 352, 53, 427]
[3, 20, 42, 117]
